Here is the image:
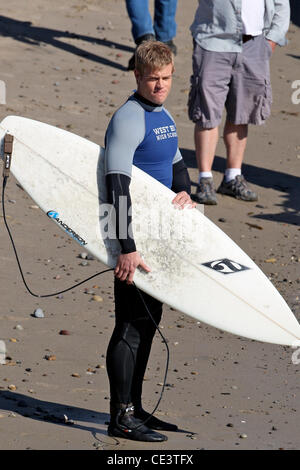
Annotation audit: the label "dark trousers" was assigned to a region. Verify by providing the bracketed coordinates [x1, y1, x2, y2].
[125, 0, 178, 42]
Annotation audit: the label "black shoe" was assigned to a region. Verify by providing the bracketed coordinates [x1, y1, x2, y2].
[127, 34, 156, 71]
[134, 407, 178, 432]
[162, 40, 177, 55]
[136, 33, 156, 46]
[108, 403, 168, 442]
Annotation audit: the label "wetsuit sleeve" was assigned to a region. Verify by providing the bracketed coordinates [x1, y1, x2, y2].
[106, 173, 137, 254]
[171, 158, 191, 195]
[164, 110, 191, 194]
[104, 101, 146, 254]
[104, 100, 145, 177]
[172, 146, 183, 165]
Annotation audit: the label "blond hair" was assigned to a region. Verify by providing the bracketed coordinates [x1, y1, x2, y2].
[135, 41, 174, 75]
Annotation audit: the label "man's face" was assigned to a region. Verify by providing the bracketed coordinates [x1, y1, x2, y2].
[134, 63, 174, 105]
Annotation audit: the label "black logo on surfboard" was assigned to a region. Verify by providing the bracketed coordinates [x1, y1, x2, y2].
[202, 258, 250, 275]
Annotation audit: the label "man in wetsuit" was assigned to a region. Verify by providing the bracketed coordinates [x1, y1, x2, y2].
[104, 41, 195, 442]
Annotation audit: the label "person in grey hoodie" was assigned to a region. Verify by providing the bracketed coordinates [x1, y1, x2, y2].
[188, 0, 290, 205]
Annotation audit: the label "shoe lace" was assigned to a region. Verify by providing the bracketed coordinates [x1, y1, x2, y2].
[234, 175, 249, 193]
[199, 178, 213, 196]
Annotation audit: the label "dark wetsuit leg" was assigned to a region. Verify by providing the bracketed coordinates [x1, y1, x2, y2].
[106, 278, 163, 405]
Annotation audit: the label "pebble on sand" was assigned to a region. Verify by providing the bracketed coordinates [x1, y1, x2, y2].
[33, 308, 44, 318]
[59, 330, 71, 335]
[44, 354, 56, 361]
[14, 325, 24, 331]
[84, 288, 94, 295]
[92, 295, 103, 302]
[93, 442, 103, 450]
[80, 260, 89, 266]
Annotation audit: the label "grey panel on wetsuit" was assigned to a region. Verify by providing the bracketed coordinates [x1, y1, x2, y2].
[173, 146, 182, 165]
[164, 107, 182, 165]
[104, 96, 182, 178]
[105, 99, 145, 178]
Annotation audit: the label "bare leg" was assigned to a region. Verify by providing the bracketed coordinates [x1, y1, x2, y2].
[218, 120, 257, 201]
[223, 120, 248, 169]
[193, 124, 218, 204]
[194, 124, 219, 172]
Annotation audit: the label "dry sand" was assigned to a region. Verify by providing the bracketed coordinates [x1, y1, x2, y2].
[0, 0, 299, 451]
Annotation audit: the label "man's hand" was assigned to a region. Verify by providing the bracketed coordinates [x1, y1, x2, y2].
[267, 39, 276, 53]
[115, 251, 151, 284]
[172, 191, 197, 209]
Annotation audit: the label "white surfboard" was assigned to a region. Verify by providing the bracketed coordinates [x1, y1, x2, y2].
[0, 115, 299, 347]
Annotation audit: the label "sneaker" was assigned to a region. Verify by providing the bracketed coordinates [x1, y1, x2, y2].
[134, 406, 178, 432]
[217, 175, 258, 201]
[108, 404, 168, 442]
[193, 177, 217, 205]
[127, 34, 156, 71]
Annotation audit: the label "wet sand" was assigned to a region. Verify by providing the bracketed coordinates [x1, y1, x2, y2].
[0, 0, 299, 450]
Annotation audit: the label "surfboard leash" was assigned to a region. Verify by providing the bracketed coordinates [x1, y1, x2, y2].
[1, 135, 170, 433]
[131, 282, 170, 431]
[2, 177, 170, 431]
[1, 182, 114, 298]
[1, 133, 115, 298]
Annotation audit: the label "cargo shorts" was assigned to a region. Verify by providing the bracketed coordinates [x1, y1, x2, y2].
[188, 34, 273, 128]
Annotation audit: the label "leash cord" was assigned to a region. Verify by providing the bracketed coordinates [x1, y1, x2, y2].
[2, 175, 170, 432]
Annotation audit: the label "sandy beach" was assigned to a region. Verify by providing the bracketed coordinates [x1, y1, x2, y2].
[0, 0, 299, 451]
